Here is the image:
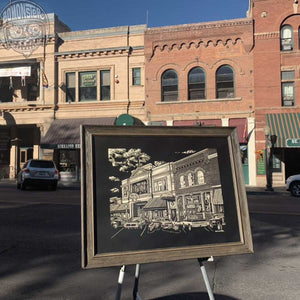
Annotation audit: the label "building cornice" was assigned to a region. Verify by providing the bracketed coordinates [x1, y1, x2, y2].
[147, 18, 253, 34]
[0, 103, 55, 113]
[55, 46, 144, 59]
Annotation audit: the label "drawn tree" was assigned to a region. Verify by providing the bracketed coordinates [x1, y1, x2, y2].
[108, 148, 151, 173]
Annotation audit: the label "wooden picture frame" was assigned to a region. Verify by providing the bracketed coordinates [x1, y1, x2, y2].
[81, 126, 253, 269]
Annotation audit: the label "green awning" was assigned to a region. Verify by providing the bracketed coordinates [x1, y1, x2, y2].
[266, 113, 300, 147]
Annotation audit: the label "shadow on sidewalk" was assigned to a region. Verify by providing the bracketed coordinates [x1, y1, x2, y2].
[152, 292, 239, 299]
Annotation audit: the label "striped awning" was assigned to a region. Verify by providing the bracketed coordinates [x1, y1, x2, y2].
[266, 113, 300, 147]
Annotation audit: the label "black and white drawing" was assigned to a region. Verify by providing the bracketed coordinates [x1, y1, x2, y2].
[109, 148, 225, 237]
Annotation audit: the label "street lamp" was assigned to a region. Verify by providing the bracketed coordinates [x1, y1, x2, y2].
[264, 126, 277, 191]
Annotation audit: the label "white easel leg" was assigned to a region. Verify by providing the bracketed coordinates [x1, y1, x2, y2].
[115, 265, 126, 300]
[198, 258, 215, 300]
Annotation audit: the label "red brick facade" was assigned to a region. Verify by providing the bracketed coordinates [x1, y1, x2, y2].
[252, 0, 300, 183]
[145, 18, 256, 185]
[145, 19, 254, 122]
[144, 0, 300, 186]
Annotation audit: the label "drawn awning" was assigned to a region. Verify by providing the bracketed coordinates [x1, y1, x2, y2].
[143, 198, 167, 210]
[212, 188, 223, 205]
[110, 203, 129, 213]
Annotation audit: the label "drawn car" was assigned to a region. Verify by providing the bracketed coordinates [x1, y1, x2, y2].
[286, 174, 300, 197]
[123, 218, 146, 229]
[111, 218, 123, 229]
[209, 215, 225, 231]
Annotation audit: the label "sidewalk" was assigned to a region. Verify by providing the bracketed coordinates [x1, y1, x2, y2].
[245, 185, 289, 196]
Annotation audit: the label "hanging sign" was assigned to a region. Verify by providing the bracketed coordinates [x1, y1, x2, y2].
[286, 138, 300, 147]
[0, 66, 31, 77]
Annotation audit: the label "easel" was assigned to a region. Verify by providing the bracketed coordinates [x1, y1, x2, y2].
[115, 257, 215, 300]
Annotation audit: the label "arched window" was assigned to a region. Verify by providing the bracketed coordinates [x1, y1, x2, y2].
[197, 170, 205, 185]
[188, 67, 206, 100]
[281, 25, 293, 51]
[161, 69, 178, 102]
[216, 65, 235, 98]
[180, 175, 186, 188]
[187, 173, 195, 186]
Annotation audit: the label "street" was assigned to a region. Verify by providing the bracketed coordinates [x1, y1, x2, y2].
[0, 182, 299, 300]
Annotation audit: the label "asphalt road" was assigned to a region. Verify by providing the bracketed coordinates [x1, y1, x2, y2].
[0, 182, 299, 300]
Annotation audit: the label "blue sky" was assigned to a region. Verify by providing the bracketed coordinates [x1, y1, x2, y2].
[1, 0, 250, 31]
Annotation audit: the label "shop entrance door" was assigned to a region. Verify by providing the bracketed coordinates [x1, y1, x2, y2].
[20, 147, 33, 169]
[285, 148, 300, 179]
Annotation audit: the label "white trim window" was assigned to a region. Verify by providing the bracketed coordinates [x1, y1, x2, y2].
[281, 25, 293, 51]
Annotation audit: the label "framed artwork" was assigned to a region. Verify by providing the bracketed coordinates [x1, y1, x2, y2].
[81, 126, 253, 268]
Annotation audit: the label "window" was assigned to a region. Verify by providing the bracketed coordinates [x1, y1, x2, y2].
[180, 175, 186, 188]
[161, 69, 178, 102]
[216, 65, 234, 98]
[79, 71, 97, 101]
[66, 72, 75, 102]
[281, 25, 293, 51]
[197, 170, 205, 184]
[132, 68, 141, 85]
[272, 153, 282, 173]
[100, 70, 110, 100]
[188, 67, 206, 100]
[281, 70, 295, 106]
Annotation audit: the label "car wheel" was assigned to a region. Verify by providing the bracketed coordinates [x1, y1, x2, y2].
[290, 181, 300, 197]
[21, 181, 26, 191]
[51, 183, 57, 191]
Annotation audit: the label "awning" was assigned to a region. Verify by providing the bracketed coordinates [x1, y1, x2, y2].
[266, 113, 300, 147]
[143, 198, 167, 210]
[229, 118, 247, 144]
[40, 117, 116, 149]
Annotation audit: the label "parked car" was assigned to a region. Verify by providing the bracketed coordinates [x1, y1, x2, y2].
[286, 174, 300, 197]
[17, 159, 59, 191]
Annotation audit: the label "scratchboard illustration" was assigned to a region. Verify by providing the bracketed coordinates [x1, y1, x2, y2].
[109, 148, 225, 238]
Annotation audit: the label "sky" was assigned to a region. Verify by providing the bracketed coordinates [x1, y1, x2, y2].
[0, 0, 250, 31]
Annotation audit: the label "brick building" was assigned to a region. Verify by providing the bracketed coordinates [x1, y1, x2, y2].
[1, 0, 300, 186]
[251, 0, 300, 185]
[144, 16, 256, 185]
[144, 0, 300, 187]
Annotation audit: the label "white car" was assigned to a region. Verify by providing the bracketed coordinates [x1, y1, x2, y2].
[286, 174, 300, 197]
[17, 159, 59, 191]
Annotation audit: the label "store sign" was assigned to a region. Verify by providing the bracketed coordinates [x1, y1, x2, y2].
[0, 1, 49, 57]
[57, 144, 80, 149]
[81, 73, 96, 87]
[0, 66, 31, 77]
[286, 138, 300, 147]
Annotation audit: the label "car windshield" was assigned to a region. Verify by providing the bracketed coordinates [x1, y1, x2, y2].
[30, 160, 55, 168]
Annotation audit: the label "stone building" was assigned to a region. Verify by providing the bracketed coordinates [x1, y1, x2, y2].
[0, 13, 146, 179]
